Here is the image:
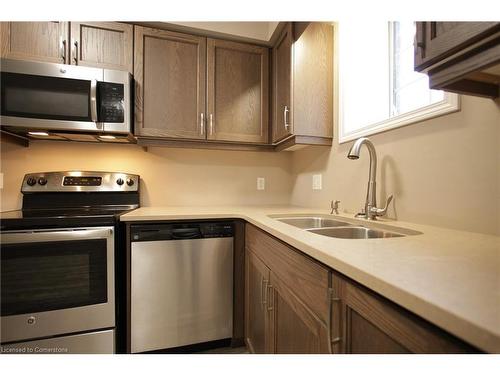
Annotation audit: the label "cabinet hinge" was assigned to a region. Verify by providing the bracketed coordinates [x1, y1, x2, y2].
[329, 287, 340, 302]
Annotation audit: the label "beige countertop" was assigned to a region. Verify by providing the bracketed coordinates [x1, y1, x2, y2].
[120, 205, 500, 353]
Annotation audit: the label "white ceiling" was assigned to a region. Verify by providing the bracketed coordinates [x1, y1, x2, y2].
[169, 22, 279, 42]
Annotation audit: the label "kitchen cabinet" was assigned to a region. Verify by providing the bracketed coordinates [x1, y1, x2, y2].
[70, 22, 133, 73]
[245, 223, 480, 354]
[269, 271, 330, 353]
[0, 21, 69, 64]
[245, 224, 331, 354]
[207, 38, 269, 144]
[331, 271, 479, 353]
[1, 21, 133, 72]
[134, 26, 206, 139]
[272, 23, 293, 143]
[272, 22, 333, 150]
[134, 27, 268, 144]
[414, 22, 500, 98]
[245, 251, 271, 353]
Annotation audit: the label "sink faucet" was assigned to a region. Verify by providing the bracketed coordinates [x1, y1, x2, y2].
[347, 137, 393, 220]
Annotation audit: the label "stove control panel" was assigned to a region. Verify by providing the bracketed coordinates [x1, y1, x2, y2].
[22, 171, 140, 193]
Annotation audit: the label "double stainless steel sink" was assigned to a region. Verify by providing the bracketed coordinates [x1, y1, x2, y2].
[271, 215, 420, 239]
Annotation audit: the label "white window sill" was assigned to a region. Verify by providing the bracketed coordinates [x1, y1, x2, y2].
[338, 93, 460, 144]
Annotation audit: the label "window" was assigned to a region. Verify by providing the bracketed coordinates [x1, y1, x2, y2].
[337, 21, 459, 143]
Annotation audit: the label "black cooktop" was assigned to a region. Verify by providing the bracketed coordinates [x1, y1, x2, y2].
[0, 206, 137, 230]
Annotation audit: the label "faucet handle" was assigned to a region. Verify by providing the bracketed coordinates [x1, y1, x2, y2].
[330, 200, 340, 215]
[371, 194, 393, 217]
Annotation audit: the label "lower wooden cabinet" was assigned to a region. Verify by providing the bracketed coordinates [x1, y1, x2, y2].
[269, 272, 330, 353]
[245, 224, 331, 354]
[331, 271, 479, 354]
[245, 223, 480, 354]
[245, 250, 271, 353]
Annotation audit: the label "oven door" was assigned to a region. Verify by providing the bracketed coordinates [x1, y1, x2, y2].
[0, 226, 115, 344]
[0, 59, 103, 133]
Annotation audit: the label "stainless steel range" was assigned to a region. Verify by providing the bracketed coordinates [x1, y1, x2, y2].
[0, 171, 139, 354]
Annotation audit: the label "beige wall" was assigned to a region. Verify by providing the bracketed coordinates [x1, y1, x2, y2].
[0, 142, 293, 211]
[290, 95, 500, 235]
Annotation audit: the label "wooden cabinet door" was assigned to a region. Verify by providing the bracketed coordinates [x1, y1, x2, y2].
[70, 22, 133, 72]
[269, 273, 331, 354]
[245, 250, 271, 353]
[333, 272, 477, 354]
[207, 38, 269, 144]
[272, 23, 293, 143]
[134, 26, 206, 139]
[0, 22, 69, 64]
[414, 22, 500, 71]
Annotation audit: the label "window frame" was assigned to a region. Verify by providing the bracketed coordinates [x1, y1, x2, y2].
[337, 22, 460, 144]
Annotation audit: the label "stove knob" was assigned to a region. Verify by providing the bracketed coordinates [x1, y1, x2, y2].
[126, 178, 134, 187]
[38, 177, 47, 186]
[26, 177, 37, 186]
[116, 178, 124, 186]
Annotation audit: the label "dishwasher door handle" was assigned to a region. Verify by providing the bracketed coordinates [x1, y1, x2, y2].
[170, 228, 201, 239]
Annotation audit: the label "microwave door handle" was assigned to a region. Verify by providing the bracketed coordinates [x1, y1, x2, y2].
[90, 79, 98, 122]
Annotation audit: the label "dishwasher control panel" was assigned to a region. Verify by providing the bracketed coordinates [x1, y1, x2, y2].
[131, 221, 234, 242]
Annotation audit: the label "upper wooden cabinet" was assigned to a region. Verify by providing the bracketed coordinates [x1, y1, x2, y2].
[134, 29, 269, 144]
[70, 22, 133, 73]
[414, 22, 500, 98]
[134, 26, 206, 139]
[0, 22, 69, 64]
[207, 39, 269, 144]
[272, 22, 333, 150]
[1, 21, 133, 73]
[272, 23, 293, 143]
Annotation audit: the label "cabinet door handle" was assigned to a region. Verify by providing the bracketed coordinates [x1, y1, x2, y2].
[267, 284, 274, 311]
[200, 113, 205, 136]
[284, 106, 290, 130]
[60, 36, 66, 63]
[72, 39, 78, 64]
[209, 113, 214, 135]
[260, 277, 268, 306]
[90, 79, 98, 122]
[331, 296, 342, 345]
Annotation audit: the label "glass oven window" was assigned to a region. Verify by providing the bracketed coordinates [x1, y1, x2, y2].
[1, 72, 91, 122]
[1, 239, 107, 316]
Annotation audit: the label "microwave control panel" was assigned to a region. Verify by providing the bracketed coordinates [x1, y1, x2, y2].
[98, 82, 124, 123]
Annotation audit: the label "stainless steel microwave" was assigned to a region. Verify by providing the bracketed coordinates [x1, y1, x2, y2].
[0, 59, 132, 137]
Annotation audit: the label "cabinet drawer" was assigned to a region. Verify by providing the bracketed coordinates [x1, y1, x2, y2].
[245, 224, 330, 323]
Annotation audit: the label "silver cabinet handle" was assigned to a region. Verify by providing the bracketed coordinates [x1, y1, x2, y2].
[260, 277, 268, 306]
[200, 113, 205, 136]
[72, 39, 78, 65]
[267, 284, 274, 311]
[90, 79, 98, 122]
[330, 289, 342, 346]
[209, 113, 214, 135]
[59, 36, 66, 63]
[284, 105, 290, 130]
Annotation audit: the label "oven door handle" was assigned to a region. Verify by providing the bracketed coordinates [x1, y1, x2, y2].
[0, 226, 114, 244]
[90, 79, 98, 123]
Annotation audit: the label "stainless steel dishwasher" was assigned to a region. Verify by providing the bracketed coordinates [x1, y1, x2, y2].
[130, 222, 234, 353]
